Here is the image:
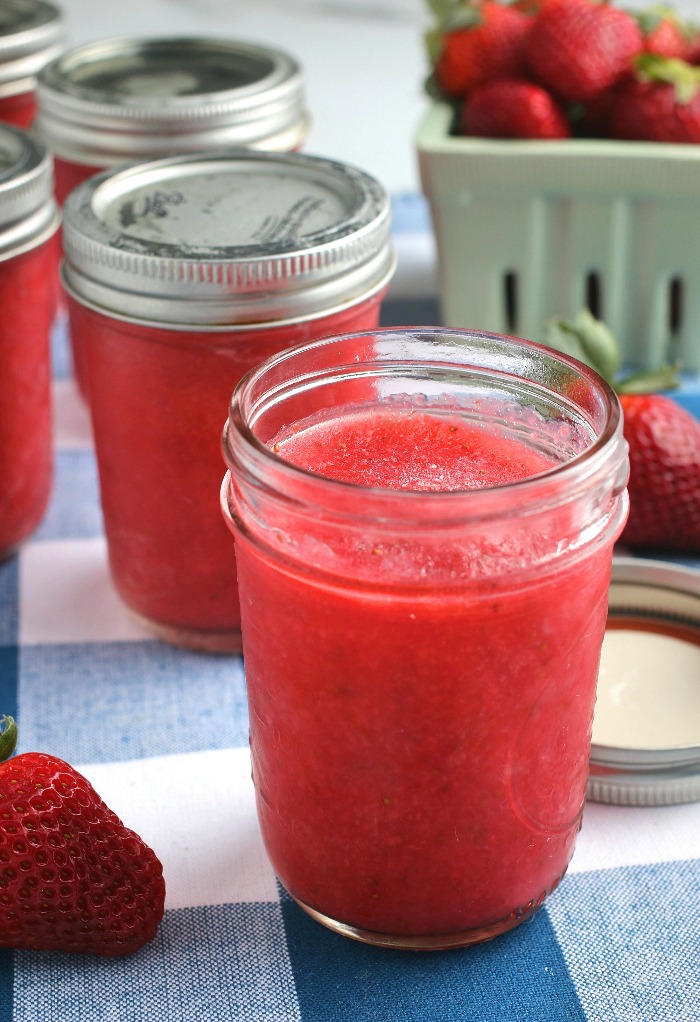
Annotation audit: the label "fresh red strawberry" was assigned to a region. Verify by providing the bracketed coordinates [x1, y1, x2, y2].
[638, 6, 697, 60]
[461, 77, 571, 137]
[525, 0, 644, 102]
[609, 55, 700, 141]
[545, 310, 700, 553]
[0, 716, 165, 956]
[431, 1, 533, 98]
[617, 393, 700, 550]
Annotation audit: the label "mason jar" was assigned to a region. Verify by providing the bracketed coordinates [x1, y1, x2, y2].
[35, 35, 309, 204]
[61, 149, 395, 652]
[0, 123, 60, 556]
[221, 328, 629, 949]
[0, 0, 63, 128]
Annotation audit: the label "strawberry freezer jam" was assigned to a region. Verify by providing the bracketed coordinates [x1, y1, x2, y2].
[0, 90, 38, 129]
[0, 237, 58, 555]
[231, 405, 616, 944]
[0, 125, 60, 558]
[69, 298, 387, 647]
[62, 149, 395, 650]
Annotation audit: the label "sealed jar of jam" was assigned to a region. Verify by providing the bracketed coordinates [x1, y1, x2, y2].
[0, 123, 60, 557]
[0, 0, 63, 128]
[61, 149, 396, 652]
[35, 35, 310, 204]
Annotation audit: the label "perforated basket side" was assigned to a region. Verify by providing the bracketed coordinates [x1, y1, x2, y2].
[417, 103, 700, 373]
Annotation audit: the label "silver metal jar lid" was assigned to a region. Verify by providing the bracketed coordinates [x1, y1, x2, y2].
[61, 149, 396, 327]
[35, 35, 309, 165]
[0, 0, 64, 98]
[587, 556, 700, 807]
[0, 122, 58, 259]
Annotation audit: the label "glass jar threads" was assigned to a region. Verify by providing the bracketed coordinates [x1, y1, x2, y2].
[61, 149, 396, 652]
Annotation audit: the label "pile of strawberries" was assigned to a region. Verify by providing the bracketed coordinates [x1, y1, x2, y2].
[427, 0, 700, 140]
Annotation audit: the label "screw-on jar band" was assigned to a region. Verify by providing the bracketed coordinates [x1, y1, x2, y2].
[0, 0, 64, 98]
[61, 149, 396, 325]
[36, 35, 309, 164]
[0, 122, 59, 259]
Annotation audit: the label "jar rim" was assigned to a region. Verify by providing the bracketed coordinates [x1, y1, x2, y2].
[224, 327, 628, 513]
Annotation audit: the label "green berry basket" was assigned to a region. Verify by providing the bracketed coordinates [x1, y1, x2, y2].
[417, 101, 700, 373]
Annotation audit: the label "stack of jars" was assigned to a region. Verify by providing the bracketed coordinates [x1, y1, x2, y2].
[0, 5, 396, 658]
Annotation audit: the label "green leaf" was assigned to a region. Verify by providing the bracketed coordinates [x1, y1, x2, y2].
[0, 715, 18, 762]
[571, 308, 621, 381]
[425, 27, 444, 67]
[426, 0, 456, 18]
[442, 6, 483, 31]
[633, 53, 700, 103]
[544, 309, 682, 394]
[615, 364, 681, 394]
[635, 6, 677, 34]
[544, 318, 591, 363]
[426, 0, 480, 31]
[544, 309, 621, 382]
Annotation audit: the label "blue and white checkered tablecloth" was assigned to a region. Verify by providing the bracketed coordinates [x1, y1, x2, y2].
[2, 211, 700, 1021]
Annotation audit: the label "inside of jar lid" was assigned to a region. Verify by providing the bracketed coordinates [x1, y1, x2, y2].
[592, 607, 700, 752]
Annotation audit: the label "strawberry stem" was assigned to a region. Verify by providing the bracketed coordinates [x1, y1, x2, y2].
[0, 715, 18, 761]
[615, 364, 681, 394]
[633, 53, 700, 103]
[545, 309, 621, 383]
[544, 309, 681, 394]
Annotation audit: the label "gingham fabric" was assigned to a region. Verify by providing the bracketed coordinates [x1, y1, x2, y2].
[1, 202, 700, 1021]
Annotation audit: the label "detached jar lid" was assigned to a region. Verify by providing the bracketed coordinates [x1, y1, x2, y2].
[0, 122, 58, 258]
[588, 556, 700, 806]
[35, 35, 309, 163]
[61, 149, 396, 326]
[0, 0, 64, 97]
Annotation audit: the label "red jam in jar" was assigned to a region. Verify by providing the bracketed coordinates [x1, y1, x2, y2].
[221, 328, 629, 949]
[61, 150, 396, 652]
[0, 123, 60, 557]
[0, 0, 63, 128]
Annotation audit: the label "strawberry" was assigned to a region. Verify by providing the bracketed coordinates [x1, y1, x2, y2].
[461, 77, 571, 137]
[524, 0, 644, 103]
[617, 392, 700, 549]
[637, 5, 697, 60]
[608, 54, 700, 141]
[430, 1, 533, 98]
[545, 309, 700, 554]
[0, 715, 165, 956]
